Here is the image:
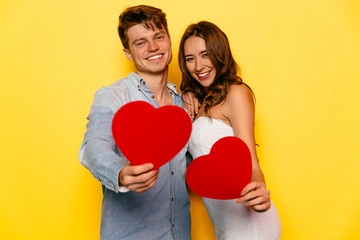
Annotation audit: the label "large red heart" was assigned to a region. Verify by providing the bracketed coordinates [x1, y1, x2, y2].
[186, 136, 252, 200]
[112, 101, 192, 169]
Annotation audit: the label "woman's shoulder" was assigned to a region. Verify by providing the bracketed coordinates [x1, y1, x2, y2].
[223, 84, 255, 119]
[227, 84, 254, 104]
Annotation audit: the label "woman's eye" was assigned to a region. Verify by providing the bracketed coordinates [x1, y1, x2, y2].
[186, 57, 194, 62]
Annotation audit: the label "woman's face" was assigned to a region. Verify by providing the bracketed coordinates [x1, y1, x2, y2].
[184, 36, 216, 89]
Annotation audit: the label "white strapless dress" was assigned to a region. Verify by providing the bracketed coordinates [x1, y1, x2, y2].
[188, 117, 281, 240]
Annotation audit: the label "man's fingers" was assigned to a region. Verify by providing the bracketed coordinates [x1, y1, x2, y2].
[128, 174, 158, 193]
[122, 168, 159, 186]
[119, 163, 158, 188]
[128, 163, 154, 175]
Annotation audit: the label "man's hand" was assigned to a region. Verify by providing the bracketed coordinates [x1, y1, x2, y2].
[119, 163, 159, 193]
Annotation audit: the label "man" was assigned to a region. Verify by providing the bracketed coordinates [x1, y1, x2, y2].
[79, 5, 191, 240]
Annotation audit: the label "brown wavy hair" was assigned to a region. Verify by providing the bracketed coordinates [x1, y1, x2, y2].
[178, 21, 253, 113]
[118, 5, 169, 50]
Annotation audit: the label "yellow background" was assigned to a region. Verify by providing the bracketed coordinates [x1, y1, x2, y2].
[1, 0, 360, 239]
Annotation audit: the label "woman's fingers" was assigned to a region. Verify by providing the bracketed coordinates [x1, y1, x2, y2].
[182, 92, 200, 118]
[240, 181, 265, 197]
[236, 181, 271, 212]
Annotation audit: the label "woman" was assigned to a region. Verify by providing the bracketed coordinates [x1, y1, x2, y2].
[179, 21, 281, 239]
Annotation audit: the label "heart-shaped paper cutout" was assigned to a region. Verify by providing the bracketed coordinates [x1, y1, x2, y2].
[186, 136, 252, 199]
[112, 101, 192, 169]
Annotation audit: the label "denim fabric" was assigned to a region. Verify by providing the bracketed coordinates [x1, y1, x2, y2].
[79, 72, 191, 240]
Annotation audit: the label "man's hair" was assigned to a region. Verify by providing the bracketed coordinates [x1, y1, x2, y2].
[118, 5, 169, 50]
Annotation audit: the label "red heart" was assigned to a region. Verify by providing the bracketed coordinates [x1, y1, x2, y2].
[186, 136, 252, 199]
[112, 101, 192, 169]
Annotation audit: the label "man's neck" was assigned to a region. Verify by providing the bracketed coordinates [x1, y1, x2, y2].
[136, 70, 173, 107]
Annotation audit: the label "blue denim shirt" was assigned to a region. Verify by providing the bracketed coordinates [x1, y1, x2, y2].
[79, 72, 191, 240]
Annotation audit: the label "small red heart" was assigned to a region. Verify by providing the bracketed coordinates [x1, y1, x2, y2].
[186, 136, 252, 199]
[112, 101, 192, 169]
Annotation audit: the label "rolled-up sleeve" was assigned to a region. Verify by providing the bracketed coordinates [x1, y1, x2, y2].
[79, 87, 128, 193]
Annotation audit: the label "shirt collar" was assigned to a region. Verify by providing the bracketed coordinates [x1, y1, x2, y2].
[128, 72, 179, 95]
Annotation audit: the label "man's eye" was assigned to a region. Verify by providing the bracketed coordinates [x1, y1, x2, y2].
[136, 42, 144, 46]
[156, 35, 165, 41]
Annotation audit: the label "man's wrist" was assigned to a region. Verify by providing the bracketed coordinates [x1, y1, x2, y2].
[119, 186, 130, 193]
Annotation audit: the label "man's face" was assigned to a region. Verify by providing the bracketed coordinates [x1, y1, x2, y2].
[123, 23, 172, 77]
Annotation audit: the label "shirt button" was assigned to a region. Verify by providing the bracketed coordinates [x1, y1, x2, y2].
[151, 95, 155, 99]
[113, 185, 116, 190]
[171, 197, 174, 201]
[172, 224, 175, 228]
[171, 171, 174, 175]
[137, 85, 140, 88]
[143, 82, 146, 85]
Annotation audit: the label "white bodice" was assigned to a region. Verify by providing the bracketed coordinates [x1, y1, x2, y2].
[187, 116, 281, 240]
[188, 117, 234, 159]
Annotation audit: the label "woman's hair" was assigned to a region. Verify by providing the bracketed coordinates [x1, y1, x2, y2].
[118, 5, 169, 50]
[178, 21, 253, 113]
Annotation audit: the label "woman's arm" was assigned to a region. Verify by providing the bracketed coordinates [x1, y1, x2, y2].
[180, 90, 201, 119]
[224, 84, 271, 212]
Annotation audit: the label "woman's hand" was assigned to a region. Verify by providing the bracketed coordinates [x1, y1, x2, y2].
[236, 181, 271, 212]
[182, 91, 200, 119]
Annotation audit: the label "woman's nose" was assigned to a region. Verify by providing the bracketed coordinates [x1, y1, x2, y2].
[195, 59, 205, 71]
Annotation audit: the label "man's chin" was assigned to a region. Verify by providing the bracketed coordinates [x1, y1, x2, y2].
[137, 67, 169, 77]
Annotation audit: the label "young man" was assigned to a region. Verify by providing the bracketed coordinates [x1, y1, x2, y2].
[79, 5, 191, 240]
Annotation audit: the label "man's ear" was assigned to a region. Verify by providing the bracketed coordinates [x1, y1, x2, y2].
[123, 48, 133, 61]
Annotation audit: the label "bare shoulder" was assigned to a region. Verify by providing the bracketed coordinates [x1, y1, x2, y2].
[222, 84, 256, 127]
[226, 84, 254, 107]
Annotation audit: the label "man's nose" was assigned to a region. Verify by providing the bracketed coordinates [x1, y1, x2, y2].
[148, 40, 159, 52]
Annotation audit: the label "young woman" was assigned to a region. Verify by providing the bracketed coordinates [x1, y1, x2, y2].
[179, 21, 281, 239]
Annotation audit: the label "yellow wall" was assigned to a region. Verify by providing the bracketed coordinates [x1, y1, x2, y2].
[1, 0, 360, 239]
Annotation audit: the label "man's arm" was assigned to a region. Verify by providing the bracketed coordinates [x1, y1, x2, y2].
[79, 87, 158, 193]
